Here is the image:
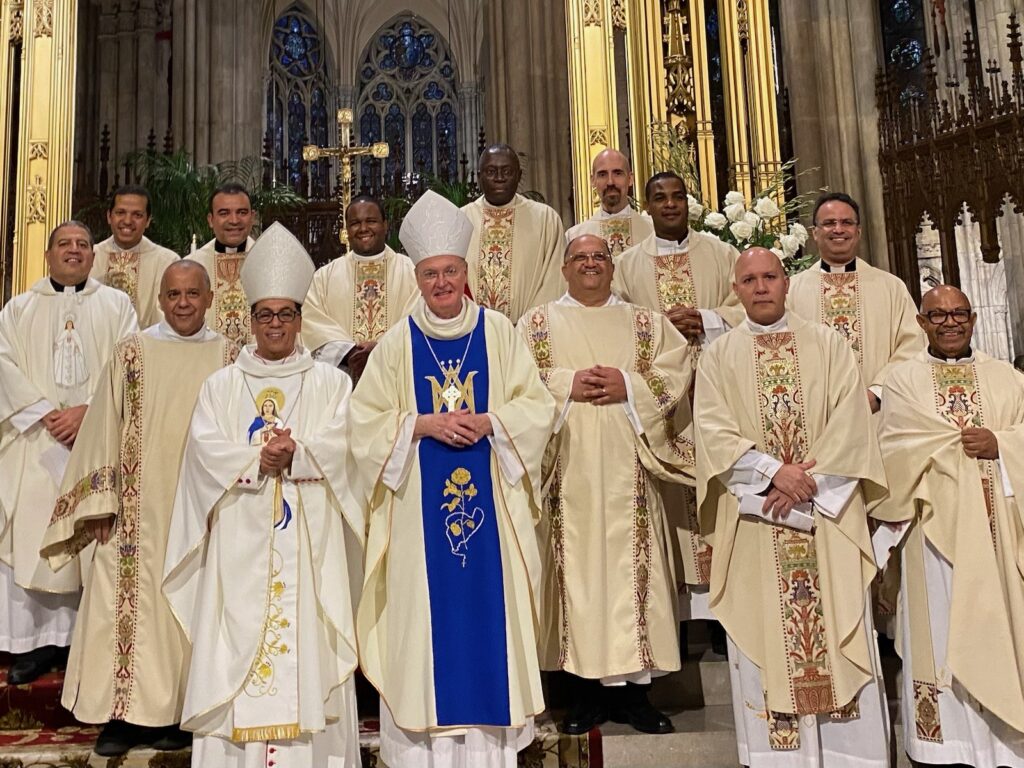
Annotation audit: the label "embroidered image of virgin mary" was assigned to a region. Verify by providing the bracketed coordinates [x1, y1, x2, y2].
[54, 315, 89, 391]
[246, 387, 291, 529]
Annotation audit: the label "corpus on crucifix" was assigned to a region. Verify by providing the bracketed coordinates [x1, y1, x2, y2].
[303, 107, 389, 248]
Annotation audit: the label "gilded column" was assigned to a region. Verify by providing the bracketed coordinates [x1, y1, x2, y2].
[745, 0, 784, 204]
[718, 0, 754, 200]
[565, 0, 620, 224]
[10, 0, 78, 293]
[623, 0, 666, 195]
[0, 1, 25, 298]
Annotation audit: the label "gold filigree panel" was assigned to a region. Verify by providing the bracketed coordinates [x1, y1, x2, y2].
[27, 175, 46, 224]
[612, 0, 627, 29]
[28, 140, 47, 160]
[33, 0, 52, 38]
[9, 0, 24, 42]
[588, 127, 609, 146]
[584, 0, 603, 26]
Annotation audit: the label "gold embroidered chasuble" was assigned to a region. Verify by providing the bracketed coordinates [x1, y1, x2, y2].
[350, 300, 554, 731]
[566, 209, 655, 256]
[162, 347, 362, 743]
[91, 236, 180, 328]
[187, 237, 257, 347]
[462, 194, 566, 323]
[787, 258, 924, 389]
[0, 279, 137, 593]
[879, 351, 1024, 736]
[612, 230, 742, 592]
[40, 330, 235, 725]
[695, 314, 887, 718]
[517, 300, 693, 678]
[301, 247, 419, 352]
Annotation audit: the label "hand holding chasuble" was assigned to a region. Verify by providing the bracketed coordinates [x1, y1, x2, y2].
[351, 190, 555, 768]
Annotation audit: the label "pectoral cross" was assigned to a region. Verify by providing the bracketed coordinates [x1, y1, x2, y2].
[302, 108, 389, 248]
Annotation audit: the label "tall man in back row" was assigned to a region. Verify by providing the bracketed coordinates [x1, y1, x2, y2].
[91, 185, 180, 328]
[565, 148, 653, 256]
[696, 247, 891, 767]
[302, 195, 419, 380]
[187, 182, 257, 347]
[461, 143, 565, 323]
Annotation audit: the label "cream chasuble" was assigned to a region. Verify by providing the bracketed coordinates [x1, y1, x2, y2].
[91, 235, 180, 328]
[695, 314, 890, 762]
[612, 230, 742, 607]
[162, 347, 362, 766]
[461, 195, 565, 323]
[40, 327, 235, 726]
[301, 246, 419, 366]
[518, 297, 693, 679]
[565, 208, 654, 257]
[880, 351, 1024, 765]
[0, 279, 137, 594]
[350, 298, 553, 767]
[186, 237, 257, 347]
[787, 258, 923, 390]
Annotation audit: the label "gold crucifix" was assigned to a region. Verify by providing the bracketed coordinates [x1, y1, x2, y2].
[302, 108, 389, 248]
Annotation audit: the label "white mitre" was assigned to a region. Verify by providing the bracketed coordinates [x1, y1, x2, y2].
[399, 189, 474, 265]
[240, 221, 315, 304]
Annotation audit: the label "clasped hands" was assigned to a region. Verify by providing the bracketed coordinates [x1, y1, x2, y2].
[42, 404, 87, 447]
[571, 366, 626, 405]
[961, 427, 998, 459]
[764, 459, 818, 519]
[416, 411, 493, 448]
[260, 427, 297, 476]
[345, 341, 377, 379]
[666, 306, 704, 343]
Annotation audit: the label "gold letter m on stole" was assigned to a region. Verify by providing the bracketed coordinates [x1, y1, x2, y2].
[427, 368, 478, 413]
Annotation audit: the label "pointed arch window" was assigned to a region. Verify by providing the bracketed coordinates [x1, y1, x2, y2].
[266, 6, 332, 198]
[356, 17, 459, 192]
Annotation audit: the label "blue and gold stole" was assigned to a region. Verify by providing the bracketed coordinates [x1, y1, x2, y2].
[409, 307, 511, 727]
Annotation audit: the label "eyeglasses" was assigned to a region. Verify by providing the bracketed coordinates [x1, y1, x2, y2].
[567, 252, 609, 264]
[419, 266, 463, 282]
[481, 166, 517, 180]
[252, 308, 301, 324]
[816, 219, 859, 229]
[923, 309, 972, 325]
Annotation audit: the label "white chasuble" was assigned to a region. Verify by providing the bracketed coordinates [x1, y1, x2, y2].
[462, 195, 565, 324]
[91, 235, 180, 328]
[350, 298, 554, 768]
[41, 330, 234, 726]
[0, 279, 137, 595]
[187, 237, 257, 347]
[880, 351, 1024, 767]
[517, 299, 693, 679]
[695, 314, 891, 766]
[163, 347, 362, 767]
[565, 208, 654, 257]
[301, 247, 419, 366]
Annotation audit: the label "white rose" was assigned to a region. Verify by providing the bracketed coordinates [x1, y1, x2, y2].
[780, 233, 801, 257]
[724, 191, 745, 207]
[754, 196, 781, 219]
[724, 202, 746, 222]
[687, 194, 705, 221]
[770, 247, 785, 260]
[729, 221, 754, 241]
[742, 211, 760, 228]
[703, 212, 728, 230]
[789, 222, 809, 244]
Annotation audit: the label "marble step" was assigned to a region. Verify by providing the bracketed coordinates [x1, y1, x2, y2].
[650, 649, 731, 709]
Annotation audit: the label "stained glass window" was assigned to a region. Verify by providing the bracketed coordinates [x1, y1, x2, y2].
[357, 16, 460, 192]
[879, 0, 929, 106]
[266, 6, 332, 197]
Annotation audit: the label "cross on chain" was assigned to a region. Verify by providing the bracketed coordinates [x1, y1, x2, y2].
[302, 108, 389, 248]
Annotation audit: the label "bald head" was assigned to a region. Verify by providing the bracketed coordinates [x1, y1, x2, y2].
[917, 284, 975, 359]
[159, 259, 213, 337]
[733, 247, 789, 326]
[591, 148, 633, 214]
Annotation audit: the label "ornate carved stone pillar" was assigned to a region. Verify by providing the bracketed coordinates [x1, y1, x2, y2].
[116, 3, 137, 169]
[2, 0, 79, 293]
[457, 81, 482, 172]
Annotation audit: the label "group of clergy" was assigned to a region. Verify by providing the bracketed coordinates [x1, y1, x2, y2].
[0, 141, 1021, 768]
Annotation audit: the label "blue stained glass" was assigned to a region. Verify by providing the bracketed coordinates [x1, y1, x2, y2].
[899, 84, 926, 105]
[412, 103, 433, 174]
[384, 104, 405, 181]
[394, 32, 425, 69]
[437, 102, 457, 179]
[424, 82, 445, 101]
[380, 34, 396, 48]
[285, 32, 306, 60]
[362, 65, 375, 82]
[373, 82, 393, 102]
[287, 90, 307, 188]
[421, 54, 435, 68]
[706, 5, 719, 39]
[441, 62, 453, 80]
[381, 54, 396, 70]
[891, 0, 914, 24]
[890, 38, 923, 70]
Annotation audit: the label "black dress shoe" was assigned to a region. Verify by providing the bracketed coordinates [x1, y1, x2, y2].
[6, 645, 63, 685]
[608, 683, 674, 734]
[151, 724, 192, 751]
[561, 696, 608, 735]
[94, 720, 150, 758]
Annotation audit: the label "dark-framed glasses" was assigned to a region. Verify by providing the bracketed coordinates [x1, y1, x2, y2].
[923, 309, 972, 325]
[817, 218, 859, 229]
[252, 308, 301, 324]
[568, 252, 609, 264]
